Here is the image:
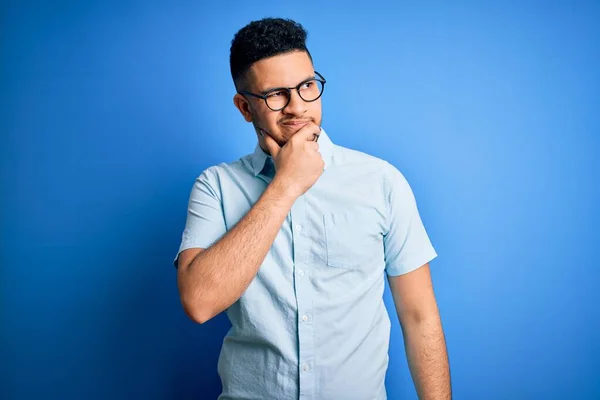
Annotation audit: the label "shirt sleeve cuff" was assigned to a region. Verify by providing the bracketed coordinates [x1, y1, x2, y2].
[385, 248, 438, 276]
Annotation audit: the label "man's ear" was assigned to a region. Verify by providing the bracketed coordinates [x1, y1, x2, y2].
[233, 94, 253, 122]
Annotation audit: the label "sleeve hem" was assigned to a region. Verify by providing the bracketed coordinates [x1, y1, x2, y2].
[385, 249, 438, 277]
[173, 241, 213, 268]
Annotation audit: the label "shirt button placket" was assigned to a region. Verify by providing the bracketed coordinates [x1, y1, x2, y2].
[291, 195, 315, 399]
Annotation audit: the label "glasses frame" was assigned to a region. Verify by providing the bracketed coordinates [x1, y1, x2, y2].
[238, 71, 326, 111]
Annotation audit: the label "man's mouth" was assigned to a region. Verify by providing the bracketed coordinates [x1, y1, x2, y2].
[281, 119, 311, 126]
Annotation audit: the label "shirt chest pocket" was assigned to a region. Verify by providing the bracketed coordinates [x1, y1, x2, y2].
[322, 211, 384, 270]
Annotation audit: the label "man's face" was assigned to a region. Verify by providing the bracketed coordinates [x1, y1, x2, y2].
[234, 51, 323, 150]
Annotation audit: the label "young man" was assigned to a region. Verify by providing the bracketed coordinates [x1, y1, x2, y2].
[174, 18, 451, 400]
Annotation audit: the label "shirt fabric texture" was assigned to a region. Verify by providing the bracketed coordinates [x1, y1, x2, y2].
[174, 128, 438, 400]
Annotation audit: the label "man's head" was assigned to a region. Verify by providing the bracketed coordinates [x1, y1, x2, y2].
[230, 18, 324, 150]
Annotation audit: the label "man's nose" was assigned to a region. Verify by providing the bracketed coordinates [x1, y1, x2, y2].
[282, 90, 307, 115]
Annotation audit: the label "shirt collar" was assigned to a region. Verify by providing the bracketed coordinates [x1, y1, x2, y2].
[250, 127, 334, 177]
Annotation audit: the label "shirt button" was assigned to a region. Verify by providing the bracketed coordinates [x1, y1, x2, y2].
[298, 269, 305, 276]
[295, 224, 302, 231]
[302, 363, 310, 372]
[302, 314, 309, 322]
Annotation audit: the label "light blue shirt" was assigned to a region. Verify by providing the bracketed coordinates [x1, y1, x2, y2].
[174, 128, 437, 400]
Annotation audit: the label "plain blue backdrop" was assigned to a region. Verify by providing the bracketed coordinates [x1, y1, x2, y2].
[2, 1, 599, 399]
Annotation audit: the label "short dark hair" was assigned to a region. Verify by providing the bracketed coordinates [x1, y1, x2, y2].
[230, 17, 312, 90]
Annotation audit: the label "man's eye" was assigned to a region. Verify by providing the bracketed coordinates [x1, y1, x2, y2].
[267, 90, 285, 98]
[301, 82, 313, 89]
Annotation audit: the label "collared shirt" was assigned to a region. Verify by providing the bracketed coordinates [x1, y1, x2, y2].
[174, 128, 437, 400]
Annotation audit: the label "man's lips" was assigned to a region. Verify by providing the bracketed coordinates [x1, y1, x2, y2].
[281, 120, 311, 128]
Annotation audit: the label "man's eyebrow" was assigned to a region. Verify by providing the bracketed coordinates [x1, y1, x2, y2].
[259, 74, 316, 95]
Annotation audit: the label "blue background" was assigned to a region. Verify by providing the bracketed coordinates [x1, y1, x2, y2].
[2, 1, 599, 399]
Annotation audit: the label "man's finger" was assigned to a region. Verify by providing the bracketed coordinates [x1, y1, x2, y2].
[292, 122, 321, 142]
[306, 141, 320, 152]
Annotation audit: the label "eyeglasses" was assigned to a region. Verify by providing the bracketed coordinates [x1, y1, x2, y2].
[238, 71, 326, 111]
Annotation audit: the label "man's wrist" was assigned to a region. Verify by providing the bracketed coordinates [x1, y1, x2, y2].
[269, 176, 300, 204]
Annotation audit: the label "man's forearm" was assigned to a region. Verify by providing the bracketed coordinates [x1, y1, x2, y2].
[402, 315, 452, 399]
[178, 178, 297, 322]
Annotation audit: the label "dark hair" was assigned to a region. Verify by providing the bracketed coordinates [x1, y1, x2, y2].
[230, 17, 312, 90]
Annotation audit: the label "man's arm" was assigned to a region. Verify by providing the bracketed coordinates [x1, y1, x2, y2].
[177, 179, 296, 323]
[177, 123, 323, 324]
[388, 263, 452, 399]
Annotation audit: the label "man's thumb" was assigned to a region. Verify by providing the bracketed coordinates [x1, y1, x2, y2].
[262, 129, 281, 158]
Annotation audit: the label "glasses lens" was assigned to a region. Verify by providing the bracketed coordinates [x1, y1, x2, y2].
[265, 90, 290, 111]
[299, 79, 324, 102]
[264, 79, 325, 110]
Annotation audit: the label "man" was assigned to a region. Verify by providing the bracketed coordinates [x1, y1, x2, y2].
[174, 17, 451, 400]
